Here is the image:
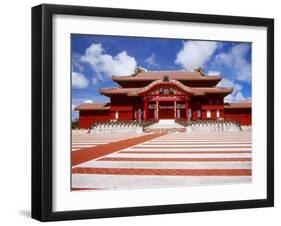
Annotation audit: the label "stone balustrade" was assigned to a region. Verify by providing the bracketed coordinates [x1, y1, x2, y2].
[88, 120, 156, 134]
[88, 119, 242, 134]
[176, 119, 242, 132]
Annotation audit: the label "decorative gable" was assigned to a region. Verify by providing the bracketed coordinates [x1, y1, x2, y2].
[147, 85, 187, 96]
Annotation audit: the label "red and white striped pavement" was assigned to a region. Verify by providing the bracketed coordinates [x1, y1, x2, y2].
[72, 131, 252, 190]
[72, 133, 144, 152]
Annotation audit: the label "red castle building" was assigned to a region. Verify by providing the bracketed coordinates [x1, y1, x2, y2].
[75, 68, 251, 129]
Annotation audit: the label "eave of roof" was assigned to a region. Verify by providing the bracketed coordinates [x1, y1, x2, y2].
[131, 79, 204, 96]
[74, 103, 110, 111]
[224, 102, 252, 109]
[99, 88, 140, 96]
[100, 79, 233, 97]
[192, 87, 233, 95]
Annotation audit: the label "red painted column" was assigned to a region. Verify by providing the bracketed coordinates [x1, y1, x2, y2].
[220, 109, 224, 119]
[174, 101, 177, 119]
[156, 101, 159, 120]
[144, 98, 147, 120]
[185, 98, 189, 120]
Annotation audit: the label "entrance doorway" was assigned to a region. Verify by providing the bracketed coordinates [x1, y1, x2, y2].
[158, 101, 174, 119]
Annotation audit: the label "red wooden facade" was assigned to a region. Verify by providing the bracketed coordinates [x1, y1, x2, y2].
[224, 104, 252, 126]
[75, 69, 252, 129]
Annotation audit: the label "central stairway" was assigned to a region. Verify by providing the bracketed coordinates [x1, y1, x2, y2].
[144, 119, 186, 133]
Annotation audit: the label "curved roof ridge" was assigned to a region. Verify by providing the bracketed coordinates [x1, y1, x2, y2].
[144, 69, 189, 72]
[111, 70, 222, 82]
[129, 79, 204, 96]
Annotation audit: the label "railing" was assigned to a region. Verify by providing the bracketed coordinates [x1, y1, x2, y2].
[87, 119, 242, 134]
[140, 119, 158, 127]
[175, 119, 242, 132]
[88, 120, 158, 134]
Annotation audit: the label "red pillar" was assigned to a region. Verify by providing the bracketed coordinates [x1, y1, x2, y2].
[185, 98, 189, 120]
[220, 109, 225, 119]
[144, 98, 147, 120]
[174, 101, 177, 119]
[156, 101, 159, 120]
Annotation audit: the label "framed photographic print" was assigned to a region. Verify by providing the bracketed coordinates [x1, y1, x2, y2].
[31, 4, 274, 221]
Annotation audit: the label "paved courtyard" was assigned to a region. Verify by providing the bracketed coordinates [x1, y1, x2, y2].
[72, 131, 252, 190]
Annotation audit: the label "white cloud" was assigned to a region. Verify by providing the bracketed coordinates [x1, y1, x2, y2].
[206, 70, 221, 76]
[81, 43, 137, 78]
[72, 72, 89, 89]
[73, 96, 109, 107]
[215, 44, 251, 82]
[229, 92, 246, 102]
[92, 78, 98, 85]
[72, 104, 76, 111]
[175, 41, 218, 70]
[145, 54, 158, 67]
[218, 78, 247, 102]
[83, 99, 93, 103]
[72, 54, 84, 72]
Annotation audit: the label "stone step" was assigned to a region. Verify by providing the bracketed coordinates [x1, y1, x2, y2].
[146, 120, 185, 129]
[144, 128, 186, 133]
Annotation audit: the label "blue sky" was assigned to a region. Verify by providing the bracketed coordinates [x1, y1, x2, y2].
[72, 34, 252, 119]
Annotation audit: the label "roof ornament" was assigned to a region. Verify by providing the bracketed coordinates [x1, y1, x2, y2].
[132, 67, 146, 76]
[163, 75, 169, 82]
[194, 67, 205, 76]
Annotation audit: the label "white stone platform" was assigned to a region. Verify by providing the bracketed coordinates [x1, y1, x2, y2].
[144, 120, 186, 133]
[148, 120, 185, 128]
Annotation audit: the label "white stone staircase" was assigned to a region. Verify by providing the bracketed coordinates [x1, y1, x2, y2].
[144, 120, 186, 133]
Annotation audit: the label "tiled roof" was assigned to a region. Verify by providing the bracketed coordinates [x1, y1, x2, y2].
[99, 88, 140, 95]
[130, 79, 204, 96]
[224, 102, 252, 109]
[100, 79, 232, 96]
[74, 103, 110, 111]
[192, 87, 233, 94]
[112, 70, 221, 82]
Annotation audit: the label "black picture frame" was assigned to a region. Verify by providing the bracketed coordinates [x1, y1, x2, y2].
[31, 3, 274, 222]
